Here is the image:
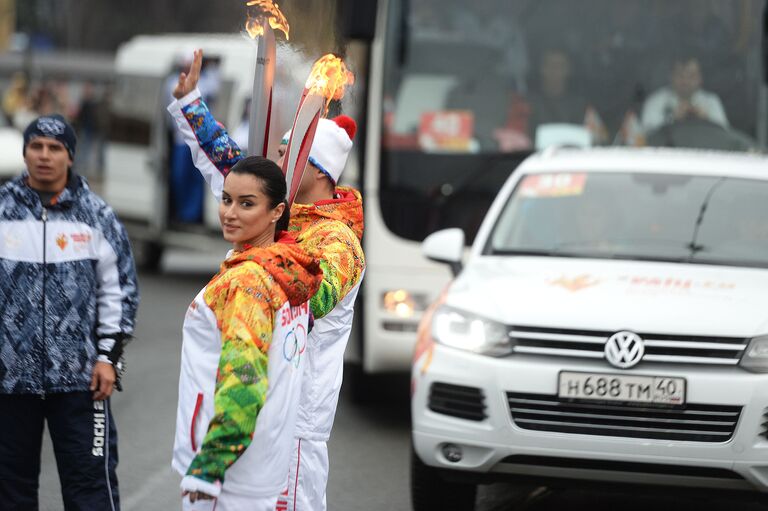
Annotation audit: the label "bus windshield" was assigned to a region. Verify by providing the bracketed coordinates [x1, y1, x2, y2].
[378, 0, 766, 243]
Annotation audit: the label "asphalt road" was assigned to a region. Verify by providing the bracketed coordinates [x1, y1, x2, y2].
[36, 252, 766, 510]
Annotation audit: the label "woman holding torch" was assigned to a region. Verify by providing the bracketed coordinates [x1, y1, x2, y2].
[169, 50, 365, 511]
[172, 156, 322, 510]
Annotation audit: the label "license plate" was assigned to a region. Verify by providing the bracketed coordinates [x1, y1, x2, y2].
[558, 371, 686, 406]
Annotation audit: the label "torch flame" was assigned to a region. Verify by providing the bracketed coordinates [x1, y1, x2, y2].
[305, 54, 355, 115]
[245, 0, 290, 40]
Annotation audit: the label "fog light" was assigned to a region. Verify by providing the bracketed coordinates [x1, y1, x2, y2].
[740, 336, 768, 373]
[442, 443, 463, 463]
[382, 290, 427, 318]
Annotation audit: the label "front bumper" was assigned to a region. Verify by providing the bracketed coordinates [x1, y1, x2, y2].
[411, 345, 768, 493]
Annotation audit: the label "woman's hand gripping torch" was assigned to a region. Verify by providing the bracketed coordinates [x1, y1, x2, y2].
[282, 54, 354, 205]
[245, 0, 289, 157]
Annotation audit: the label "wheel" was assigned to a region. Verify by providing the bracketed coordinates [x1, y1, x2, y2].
[133, 240, 164, 272]
[411, 445, 477, 511]
[346, 362, 381, 404]
[345, 363, 410, 404]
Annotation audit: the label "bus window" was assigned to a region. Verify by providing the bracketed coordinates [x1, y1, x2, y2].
[108, 74, 162, 146]
[378, 0, 766, 244]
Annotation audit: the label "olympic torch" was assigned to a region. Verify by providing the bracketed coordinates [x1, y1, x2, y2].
[282, 54, 354, 205]
[244, 0, 289, 157]
[248, 20, 274, 157]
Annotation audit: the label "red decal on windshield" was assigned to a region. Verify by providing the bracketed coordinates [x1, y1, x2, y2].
[520, 173, 587, 198]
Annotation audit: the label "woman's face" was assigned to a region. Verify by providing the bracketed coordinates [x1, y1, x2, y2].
[219, 172, 283, 249]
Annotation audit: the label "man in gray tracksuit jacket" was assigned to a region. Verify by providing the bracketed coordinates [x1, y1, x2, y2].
[0, 114, 139, 510]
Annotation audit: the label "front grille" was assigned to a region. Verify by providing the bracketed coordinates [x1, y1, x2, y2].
[509, 326, 748, 366]
[499, 455, 745, 480]
[381, 320, 418, 333]
[507, 392, 742, 442]
[429, 382, 486, 421]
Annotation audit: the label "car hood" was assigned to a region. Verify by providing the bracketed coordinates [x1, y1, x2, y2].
[447, 257, 768, 338]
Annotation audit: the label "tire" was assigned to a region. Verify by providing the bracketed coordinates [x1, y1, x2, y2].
[411, 445, 477, 511]
[133, 240, 164, 272]
[346, 362, 376, 404]
[346, 363, 410, 404]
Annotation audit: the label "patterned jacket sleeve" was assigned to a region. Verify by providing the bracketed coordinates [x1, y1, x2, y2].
[306, 223, 365, 320]
[167, 87, 243, 201]
[185, 270, 274, 486]
[94, 205, 139, 350]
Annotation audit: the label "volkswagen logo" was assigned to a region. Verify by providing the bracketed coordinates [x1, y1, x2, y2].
[604, 331, 645, 369]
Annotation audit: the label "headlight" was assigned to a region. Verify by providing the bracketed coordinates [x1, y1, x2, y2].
[431, 306, 512, 356]
[382, 290, 428, 318]
[741, 335, 768, 373]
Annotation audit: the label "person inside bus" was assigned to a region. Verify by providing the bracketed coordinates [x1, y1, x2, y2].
[640, 55, 728, 134]
[526, 47, 607, 146]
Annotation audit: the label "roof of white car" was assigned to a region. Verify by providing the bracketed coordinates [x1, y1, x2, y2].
[519, 147, 768, 180]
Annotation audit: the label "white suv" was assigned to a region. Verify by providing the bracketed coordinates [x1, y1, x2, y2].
[410, 148, 768, 509]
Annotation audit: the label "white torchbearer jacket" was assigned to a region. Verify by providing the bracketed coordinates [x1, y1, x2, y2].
[168, 89, 366, 442]
[172, 241, 321, 497]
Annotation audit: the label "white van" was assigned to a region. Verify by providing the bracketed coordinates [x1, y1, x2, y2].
[104, 33, 311, 267]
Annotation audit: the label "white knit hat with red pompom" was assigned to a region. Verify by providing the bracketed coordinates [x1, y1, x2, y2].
[282, 115, 357, 184]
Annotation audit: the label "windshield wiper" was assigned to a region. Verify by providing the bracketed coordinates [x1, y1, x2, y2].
[491, 248, 584, 258]
[600, 253, 689, 264]
[689, 257, 768, 269]
[686, 177, 725, 260]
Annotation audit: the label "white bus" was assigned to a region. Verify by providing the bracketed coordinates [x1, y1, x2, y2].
[341, 0, 767, 391]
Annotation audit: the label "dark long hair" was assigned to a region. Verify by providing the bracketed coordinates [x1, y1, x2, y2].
[228, 156, 290, 238]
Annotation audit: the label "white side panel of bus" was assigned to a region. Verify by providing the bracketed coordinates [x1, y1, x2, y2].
[353, 0, 445, 372]
[203, 192, 220, 230]
[360, 193, 453, 372]
[104, 143, 154, 221]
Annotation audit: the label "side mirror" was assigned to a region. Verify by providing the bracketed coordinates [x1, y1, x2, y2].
[423, 228, 465, 276]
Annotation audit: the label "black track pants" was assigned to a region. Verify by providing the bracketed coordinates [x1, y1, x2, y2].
[0, 392, 119, 511]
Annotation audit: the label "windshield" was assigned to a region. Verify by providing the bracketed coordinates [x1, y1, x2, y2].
[487, 172, 768, 269]
[385, 0, 765, 153]
[378, 0, 766, 244]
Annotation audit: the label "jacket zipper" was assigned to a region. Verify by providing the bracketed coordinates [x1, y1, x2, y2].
[40, 206, 47, 398]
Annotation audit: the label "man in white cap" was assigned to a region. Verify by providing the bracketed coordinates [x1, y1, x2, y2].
[168, 49, 365, 511]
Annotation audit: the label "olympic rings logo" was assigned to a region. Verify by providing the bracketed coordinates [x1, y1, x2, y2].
[283, 324, 307, 367]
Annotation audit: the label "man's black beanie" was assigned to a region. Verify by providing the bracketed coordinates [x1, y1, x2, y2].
[23, 114, 77, 159]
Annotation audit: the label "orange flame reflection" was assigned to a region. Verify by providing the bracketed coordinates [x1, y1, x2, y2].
[305, 54, 355, 114]
[245, 0, 290, 40]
